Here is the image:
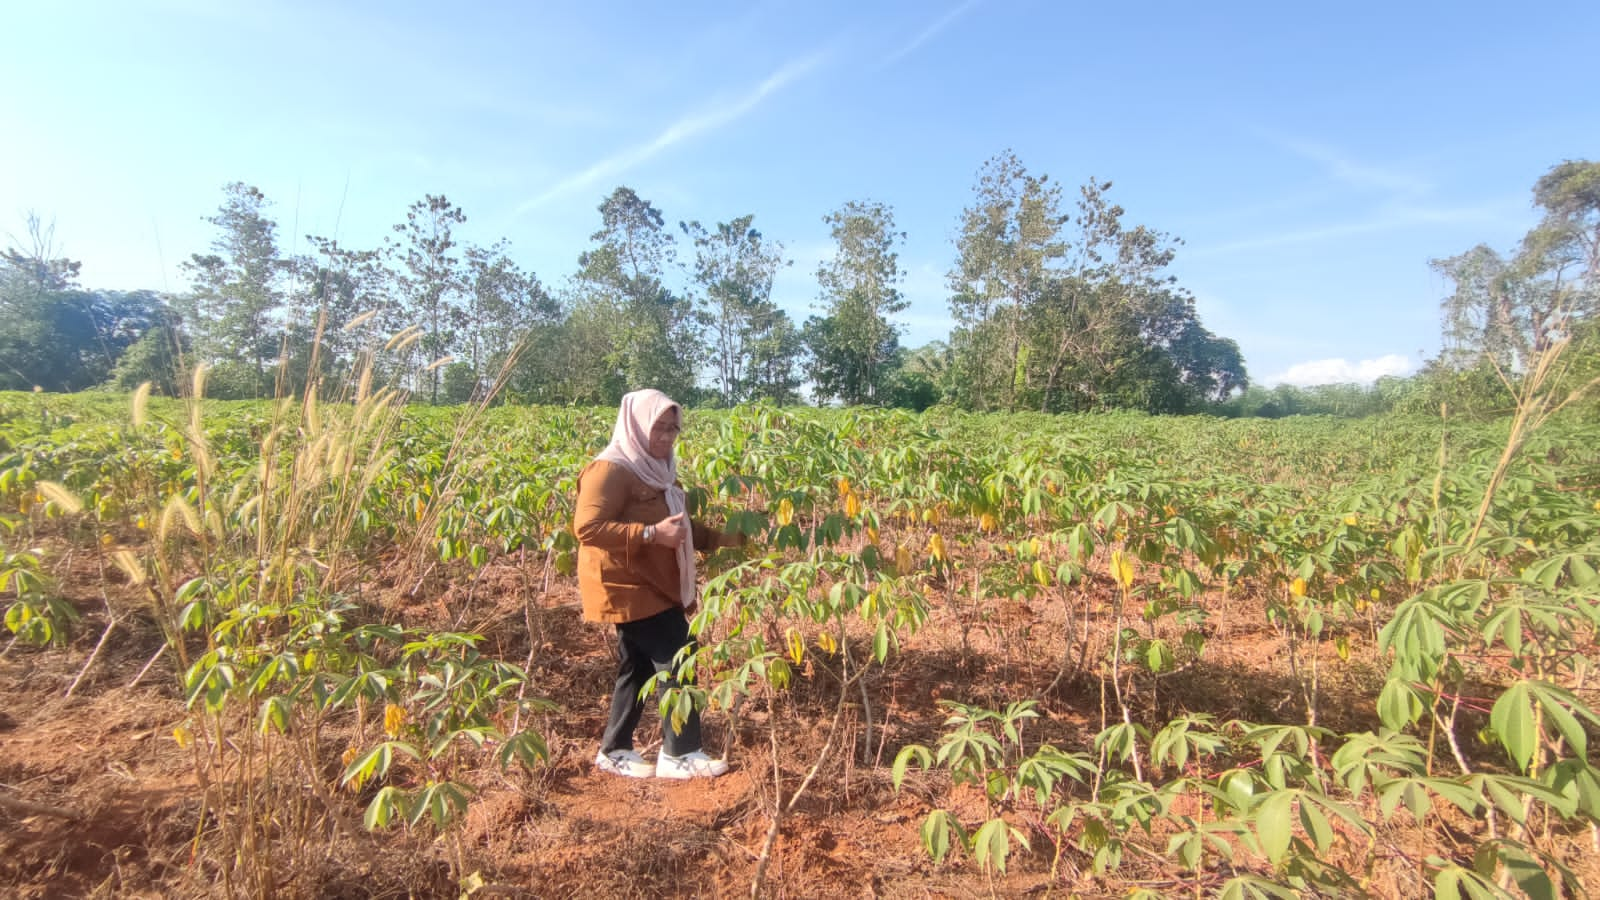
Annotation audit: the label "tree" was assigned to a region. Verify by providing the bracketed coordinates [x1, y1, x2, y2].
[745, 313, 804, 405]
[179, 183, 287, 397]
[571, 187, 698, 402]
[884, 341, 952, 411]
[1, 217, 171, 392]
[1436, 160, 1600, 376]
[1100, 288, 1247, 412]
[949, 154, 1246, 413]
[388, 195, 468, 404]
[464, 240, 557, 391]
[0, 286, 169, 392]
[804, 200, 907, 405]
[108, 314, 187, 396]
[299, 235, 397, 383]
[682, 216, 794, 405]
[948, 151, 1068, 411]
[1, 213, 81, 296]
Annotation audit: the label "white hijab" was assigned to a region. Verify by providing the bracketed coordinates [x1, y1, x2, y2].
[596, 389, 696, 609]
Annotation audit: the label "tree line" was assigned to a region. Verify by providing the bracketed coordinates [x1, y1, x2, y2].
[3, 154, 1595, 417]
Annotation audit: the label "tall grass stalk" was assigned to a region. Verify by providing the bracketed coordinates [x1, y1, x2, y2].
[118, 312, 542, 897]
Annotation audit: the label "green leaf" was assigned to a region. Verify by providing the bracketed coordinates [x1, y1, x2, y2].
[1144, 638, 1172, 673]
[1498, 844, 1555, 900]
[893, 744, 932, 791]
[1298, 797, 1332, 853]
[971, 817, 1025, 874]
[1433, 863, 1506, 900]
[1167, 831, 1202, 871]
[1378, 679, 1424, 731]
[363, 785, 406, 831]
[1570, 555, 1597, 588]
[1528, 682, 1591, 759]
[1254, 790, 1294, 865]
[1490, 682, 1538, 773]
[496, 730, 549, 771]
[258, 695, 291, 735]
[920, 809, 956, 865]
[1220, 769, 1256, 812]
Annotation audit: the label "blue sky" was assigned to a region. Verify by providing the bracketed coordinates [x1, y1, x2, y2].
[4, 0, 1596, 386]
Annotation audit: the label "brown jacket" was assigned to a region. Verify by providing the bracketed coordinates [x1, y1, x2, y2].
[574, 459, 730, 624]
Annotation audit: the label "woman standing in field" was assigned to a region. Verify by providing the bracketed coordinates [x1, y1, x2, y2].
[575, 389, 737, 779]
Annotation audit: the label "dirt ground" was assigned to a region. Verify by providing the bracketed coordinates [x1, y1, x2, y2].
[2, 557, 1593, 898]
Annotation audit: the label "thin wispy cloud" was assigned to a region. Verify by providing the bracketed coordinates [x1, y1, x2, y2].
[880, 1, 981, 68]
[1188, 202, 1501, 257]
[1265, 132, 1432, 196]
[515, 50, 829, 215]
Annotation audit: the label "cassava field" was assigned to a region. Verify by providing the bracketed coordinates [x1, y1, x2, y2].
[1, 385, 1598, 899]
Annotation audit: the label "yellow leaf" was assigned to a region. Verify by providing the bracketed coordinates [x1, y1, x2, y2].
[979, 513, 997, 533]
[1033, 560, 1051, 587]
[1109, 550, 1134, 589]
[1335, 635, 1351, 662]
[896, 543, 912, 573]
[776, 497, 794, 526]
[867, 525, 879, 544]
[1290, 577, 1307, 597]
[1343, 514, 1358, 526]
[384, 703, 406, 737]
[929, 533, 946, 562]
[173, 725, 193, 749]
[817, 631, 837, 655]
[922, 507, 941, 526]
[837, 477, 851, 498]
[342, 745, 360, 767]
[787, 628, 805, 665]
[845, 492, 861, 517]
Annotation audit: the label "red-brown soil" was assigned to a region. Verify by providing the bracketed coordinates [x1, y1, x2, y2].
[3, 553, 1594, 898]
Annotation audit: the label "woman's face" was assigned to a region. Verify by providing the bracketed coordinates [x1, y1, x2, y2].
[647, 407, 681, 460]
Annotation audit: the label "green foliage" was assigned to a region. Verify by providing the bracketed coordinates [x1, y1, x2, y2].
[5, 383, 1600, 895]
[947, 153, 1245, 413]
[571, 187, 699, 404]
[682, 215, 798, 405]
[1, 536, 75, 646]
[804, 200, 908, 406]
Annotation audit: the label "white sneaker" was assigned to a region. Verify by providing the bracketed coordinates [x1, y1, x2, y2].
[595, 748, 653, 778]
[656, 750, 729, 779]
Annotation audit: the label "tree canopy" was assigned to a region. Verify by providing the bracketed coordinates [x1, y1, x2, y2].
[37, 153, 1600, 419]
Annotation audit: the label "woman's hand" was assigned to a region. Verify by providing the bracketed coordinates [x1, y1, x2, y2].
[650, 512, 690, 548]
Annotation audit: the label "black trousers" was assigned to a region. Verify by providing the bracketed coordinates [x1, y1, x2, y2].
[600, 607, 702, 757]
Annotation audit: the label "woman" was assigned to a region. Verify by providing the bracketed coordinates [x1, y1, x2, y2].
[574, 389, 736, 779]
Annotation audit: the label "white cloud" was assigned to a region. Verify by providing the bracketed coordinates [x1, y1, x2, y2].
[1269, 135, 1431, 196]
[1263, 354, 1413, 387]
[880, 1, 981, 68]
[1187, 202, 1502, 257]
[514, 50, 828, 214]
